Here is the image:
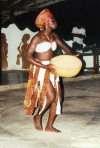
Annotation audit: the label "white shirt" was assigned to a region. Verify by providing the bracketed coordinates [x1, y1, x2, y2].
[72, 27, 86, 45]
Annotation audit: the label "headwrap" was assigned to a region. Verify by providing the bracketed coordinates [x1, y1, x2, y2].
[35, 9, 53, 30]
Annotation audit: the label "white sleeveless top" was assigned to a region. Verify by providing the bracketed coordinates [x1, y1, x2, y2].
[35, 41, 57, 53]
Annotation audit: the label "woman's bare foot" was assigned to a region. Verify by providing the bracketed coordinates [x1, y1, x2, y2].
[33, 115, 43, 131]
[45, 126, 61, 133]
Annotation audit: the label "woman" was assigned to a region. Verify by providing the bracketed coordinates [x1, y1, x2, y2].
[23, 8, 72, 133]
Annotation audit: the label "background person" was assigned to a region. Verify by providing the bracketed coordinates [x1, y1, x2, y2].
[72, 23, 86, 54]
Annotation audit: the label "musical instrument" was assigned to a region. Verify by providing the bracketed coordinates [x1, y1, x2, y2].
[50, 55, 82, 78]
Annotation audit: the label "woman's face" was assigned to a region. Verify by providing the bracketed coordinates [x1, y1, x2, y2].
[46, 17, 57, 30]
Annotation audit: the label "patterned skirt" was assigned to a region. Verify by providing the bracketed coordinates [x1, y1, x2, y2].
[23, 60, 61, 115]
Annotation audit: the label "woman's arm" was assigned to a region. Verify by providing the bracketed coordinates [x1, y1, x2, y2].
[53, 32, 72, 55]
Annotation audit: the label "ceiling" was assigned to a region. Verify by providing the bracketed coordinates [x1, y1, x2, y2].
[1, 0, 65, 25]
[1, 0, 100, 46]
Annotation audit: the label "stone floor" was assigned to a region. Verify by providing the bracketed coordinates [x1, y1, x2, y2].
[0, 77, 100, 148]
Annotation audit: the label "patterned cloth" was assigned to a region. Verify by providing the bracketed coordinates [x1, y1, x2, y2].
[35, 8, 53, 30]
[23, 62, 61, 115]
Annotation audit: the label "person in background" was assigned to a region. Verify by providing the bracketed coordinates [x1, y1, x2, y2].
[23, 8, 72, 133]
[72, 23, 86, 54]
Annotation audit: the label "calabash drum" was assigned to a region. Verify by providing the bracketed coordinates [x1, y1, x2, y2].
[50, 55, 82, 78]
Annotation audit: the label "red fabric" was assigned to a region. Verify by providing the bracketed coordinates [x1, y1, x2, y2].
[35, 9, 53, 30]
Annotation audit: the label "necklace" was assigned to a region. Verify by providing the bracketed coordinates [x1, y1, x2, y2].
[46, 34, 52, 43]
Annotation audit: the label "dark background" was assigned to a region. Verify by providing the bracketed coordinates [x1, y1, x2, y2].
[3, 0, 99, 48]
[1, 0, 100, 47]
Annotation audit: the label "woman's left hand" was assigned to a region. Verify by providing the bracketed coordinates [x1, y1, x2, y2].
[73, 53, 80, 57]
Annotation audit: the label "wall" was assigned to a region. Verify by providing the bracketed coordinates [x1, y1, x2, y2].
[1, 24, 38, 70]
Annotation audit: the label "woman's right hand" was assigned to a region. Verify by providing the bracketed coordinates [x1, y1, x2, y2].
[46, 64, 57, 75]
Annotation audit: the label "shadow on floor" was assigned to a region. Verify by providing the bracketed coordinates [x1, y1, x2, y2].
[0, 70, 96, 85]
[1, 70, 28, 85]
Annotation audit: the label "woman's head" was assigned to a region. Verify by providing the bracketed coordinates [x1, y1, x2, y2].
[35, 9, 57, 31]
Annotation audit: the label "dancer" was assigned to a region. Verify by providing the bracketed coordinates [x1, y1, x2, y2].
[23, 8, 72, 133]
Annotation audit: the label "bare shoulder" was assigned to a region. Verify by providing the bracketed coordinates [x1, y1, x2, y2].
[52, 32, 59, 40]
[30, 32, 41, 45]
[27, 32, 42, 52]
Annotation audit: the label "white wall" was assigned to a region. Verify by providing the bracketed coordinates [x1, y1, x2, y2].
[1, 24, 38, 70]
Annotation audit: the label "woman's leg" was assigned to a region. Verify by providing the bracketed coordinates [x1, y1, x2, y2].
[33, 80, 56, 131]
[45, 82, 62, 133]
